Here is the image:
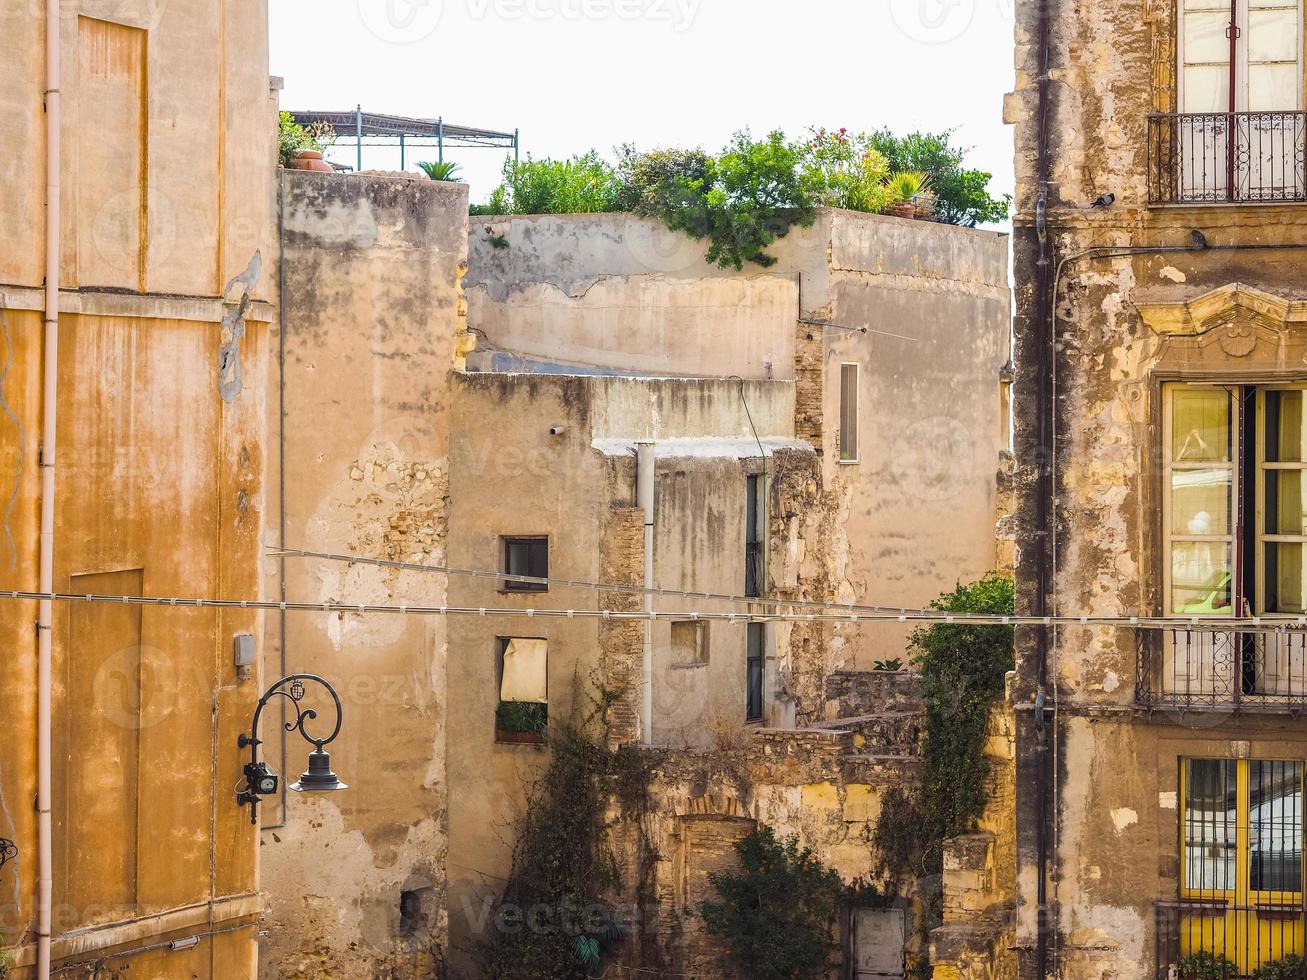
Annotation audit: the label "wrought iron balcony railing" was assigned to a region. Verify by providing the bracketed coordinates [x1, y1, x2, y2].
[1155, 901, 1306, 980]
[1148, 111, 1307, 205]
[1136, 628, 1307, 711]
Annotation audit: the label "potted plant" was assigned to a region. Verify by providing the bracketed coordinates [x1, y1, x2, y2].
[417, 160, 463, 181]
[278, 111, 335, 171]
[495, 700, 548, 744]
[913, 187, 939, 220]
[885, 171, 928, 219]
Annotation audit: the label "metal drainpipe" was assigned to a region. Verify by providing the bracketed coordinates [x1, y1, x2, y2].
[37, 0, 61, 974]
[1031, 0, 1055, 973]
[636, 442, 655, 745]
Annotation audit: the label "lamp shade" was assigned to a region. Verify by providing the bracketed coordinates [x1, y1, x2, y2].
[290, 749, 348, 793]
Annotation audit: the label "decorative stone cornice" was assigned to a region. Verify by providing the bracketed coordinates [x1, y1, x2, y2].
[1137, 283, 1307, 345]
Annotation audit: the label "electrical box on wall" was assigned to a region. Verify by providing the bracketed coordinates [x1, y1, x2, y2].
[234, 633, 256, 682]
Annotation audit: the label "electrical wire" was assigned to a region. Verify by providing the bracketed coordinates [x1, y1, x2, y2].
[0, 587, 1305, 631]
[268, 546, 947, 618]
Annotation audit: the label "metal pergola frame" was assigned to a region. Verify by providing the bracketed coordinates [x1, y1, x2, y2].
[287, 107, 519, 172]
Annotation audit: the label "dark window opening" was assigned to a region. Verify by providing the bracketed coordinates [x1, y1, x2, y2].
[745, 476, 763, 598]
[746, 622, 765, 723]
[503, 536, 549, 592]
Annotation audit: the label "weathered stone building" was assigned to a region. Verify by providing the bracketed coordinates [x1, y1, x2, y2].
[1008, 0, 1307, 978]
[254, 202, 1011, 977]
[0, 0, 277, 975]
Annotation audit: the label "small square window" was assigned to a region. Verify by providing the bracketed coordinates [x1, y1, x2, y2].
[671, 620, 708, 666]
[503, 537, 548, 593]
[496, 637, 548, 744]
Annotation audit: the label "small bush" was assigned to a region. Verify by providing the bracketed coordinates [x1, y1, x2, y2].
[1179, 951, 1238, 980]
[480, 152, 621, 216]
[699, 828, 844, 980]
[1253, 954, 1306, 980]
[798, 127, 890, 214]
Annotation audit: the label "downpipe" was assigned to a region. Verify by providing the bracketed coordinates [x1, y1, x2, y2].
[37, 0, 61, 975]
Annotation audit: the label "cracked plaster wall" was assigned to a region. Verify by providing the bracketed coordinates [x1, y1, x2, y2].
[1008, 1, 1307, 978]
[258, 172, 468, 979]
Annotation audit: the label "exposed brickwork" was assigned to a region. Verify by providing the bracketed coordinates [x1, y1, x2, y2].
[825, 669, 925, 720]
[793, 321, 825, 449]
[599, 500, 645, 747]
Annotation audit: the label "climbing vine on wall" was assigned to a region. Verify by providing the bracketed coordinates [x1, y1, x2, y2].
[871, 573, 1015, 882]
[472, 684, 660, 980]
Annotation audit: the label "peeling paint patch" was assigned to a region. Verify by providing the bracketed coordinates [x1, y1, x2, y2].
[1110, 807, 1138, 833]
[219, 251, 261, 403]
[1159, 792, 1177, 810]
[1160, 265, 1187, 283]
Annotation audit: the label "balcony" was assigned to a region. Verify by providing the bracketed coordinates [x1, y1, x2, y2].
[1148, 112, 1307, 205]
[1155, 902, 1306, 980]
[1136, 628, 1307, 711]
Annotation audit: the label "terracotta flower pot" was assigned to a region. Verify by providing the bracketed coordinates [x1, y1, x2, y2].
[890, 201, 916, 219]
[290, 149, 333, 173]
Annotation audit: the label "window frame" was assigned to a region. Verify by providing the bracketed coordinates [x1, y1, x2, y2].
[1162, 383, 1239, 618]
[1161, 381, 1307, 619]
[1180, 756, 1305, 906]
[501, 535, 550, 594]
[839, 362, 861, 464]
[494, 635, 549, 744]
[1177, 0, 1305, 113]
[746, 622, 765, 723]
[671, 619, 709, 667]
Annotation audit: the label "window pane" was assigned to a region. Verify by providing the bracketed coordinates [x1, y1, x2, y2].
[1266, 542, 1307, 613]
[1171, 468, 1232, 536]
[746, 623, 764, 722]
[1184, 65, 1233, 111]
[1249, 8, 1301, 64]
[840, 364, 859, 462]
[1265, 469, 1307, 536]
[504, 539, 548, 591]
[1173, 388, 1232, 463]
[1250, 760, 1303, 893]
[1250, 64, 1302, 112]
[1186, 10, 1235, 63]
[1172, 542, 1234, 613]
[1267, 391, 1307, 463]
[1185, 759, 1238, 893]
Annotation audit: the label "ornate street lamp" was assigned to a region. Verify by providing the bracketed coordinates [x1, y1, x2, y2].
[237, 673, 348, 824]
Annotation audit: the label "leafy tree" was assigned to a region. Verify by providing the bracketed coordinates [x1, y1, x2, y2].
[614, 145, 712, 215]
[699, 828, 844, 980]
[648, 131, 815, 270]
[866, 129, 1009, 226]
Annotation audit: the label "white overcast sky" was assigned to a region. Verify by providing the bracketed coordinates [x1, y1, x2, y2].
[269, 0, 1016, 217]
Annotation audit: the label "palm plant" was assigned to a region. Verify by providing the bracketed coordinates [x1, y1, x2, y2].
[418, 160, 463, 181]
[885, 170, 929, 204]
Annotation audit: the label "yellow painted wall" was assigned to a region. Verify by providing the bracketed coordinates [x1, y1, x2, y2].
[0, 0, 276, 974]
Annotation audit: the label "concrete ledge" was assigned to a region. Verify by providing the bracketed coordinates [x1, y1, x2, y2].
[0, 284, 275, 324]
[11, 892, 263, 967]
